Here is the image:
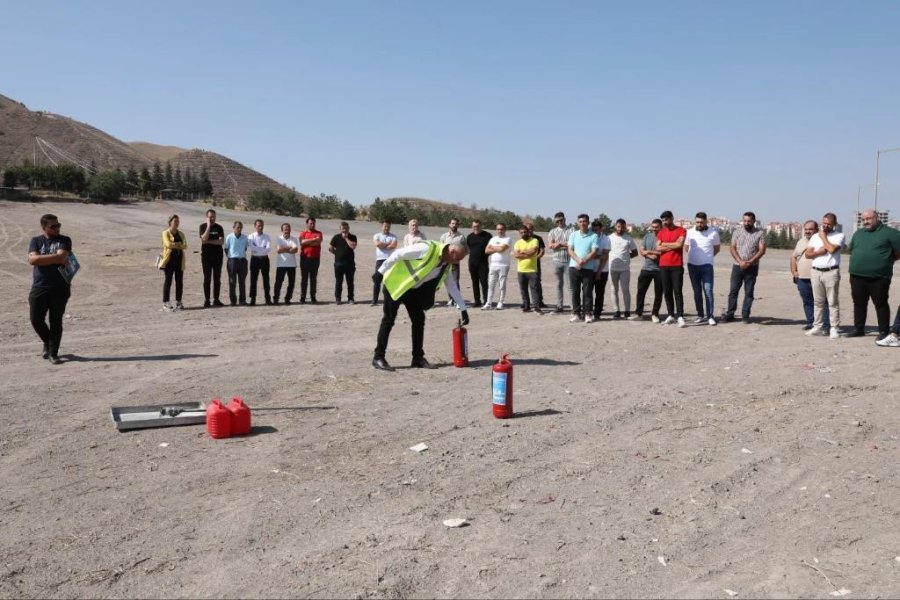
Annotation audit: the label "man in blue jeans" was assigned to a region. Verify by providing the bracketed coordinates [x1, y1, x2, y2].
[723, 211, 766, 323]
[684, 212, 720, 325]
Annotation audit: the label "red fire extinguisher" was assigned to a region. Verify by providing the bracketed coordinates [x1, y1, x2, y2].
[492, 354, 513, 418]
[452, 319, 469, 368]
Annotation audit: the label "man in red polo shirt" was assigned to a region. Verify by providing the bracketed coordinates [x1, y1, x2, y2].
[299, 217, 323, 303]
[656, 210, 687, 327]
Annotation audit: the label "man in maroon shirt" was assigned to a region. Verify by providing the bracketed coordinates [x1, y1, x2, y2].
[299, 217, 323, 303]
[656, 211, 687, 327]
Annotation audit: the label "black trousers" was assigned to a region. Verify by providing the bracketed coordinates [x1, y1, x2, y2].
[375, 285, 426, 361]
[373, 259, 386, 302]
[249, 256, 271, 302]
[300, 256, 320, 301]
[635, 269, 662, 316]
[162, 263, 183, 303]
[518, 272, 540, 310]
[468, 259, 489, 305]
[201, 253, 223, 302]
[335, 262, 355, 301]
[568, 267, 595, 318]
[850, 274, 891, 336]
[29, 285, 70, 356]
[593, 271, 608, 318]
[660, 266, 684, 318]
[227, 257, 248, 304]
[274, 267, 296, 302]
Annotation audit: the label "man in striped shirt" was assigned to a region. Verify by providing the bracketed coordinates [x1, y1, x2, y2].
[548, 212, 574, 313]
[723, 211, 767, 323]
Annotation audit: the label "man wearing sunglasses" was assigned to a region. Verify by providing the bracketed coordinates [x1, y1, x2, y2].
[27, 214, 73, 365]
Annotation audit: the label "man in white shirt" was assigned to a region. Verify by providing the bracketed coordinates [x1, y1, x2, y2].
[607, 219, 638, 319]
[804, 212, 845, 339]
[439, 218, 466, 306]
[371, 220, 397, 306]
[684, 212, 721, 325]
[483, 223, 512, 310]
[247, 219, 272, 306]
[274, 222, 299, 305]
[403, 219, 426, 247]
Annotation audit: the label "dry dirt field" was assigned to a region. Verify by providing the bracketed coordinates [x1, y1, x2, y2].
[1, 200, 899, 599]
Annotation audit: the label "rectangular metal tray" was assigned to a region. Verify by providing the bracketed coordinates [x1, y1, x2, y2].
[110, 401, 206, 432]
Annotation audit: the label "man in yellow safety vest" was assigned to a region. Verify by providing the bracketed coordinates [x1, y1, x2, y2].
[372, 240, 470, 371]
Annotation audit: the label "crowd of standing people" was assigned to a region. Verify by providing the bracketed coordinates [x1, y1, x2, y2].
[23, 206, 900, 366]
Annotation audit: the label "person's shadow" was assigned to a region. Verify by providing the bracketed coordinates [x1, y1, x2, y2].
[62, 353, 218, 362]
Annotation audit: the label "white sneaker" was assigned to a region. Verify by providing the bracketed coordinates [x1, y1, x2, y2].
[664, 316, 676, 325]
[830, 327, 840, 339]
[677, 317, 686, 328]
[693, 316, 705, 324]
[496, 303, 505, 310]
[585, 316, 595, 323]
[627, 314, 639, 321]
[651, 315, 660, 324]
[162, 303, 173, 312]
[805, 326, 823, 336]
[569, 315, 582, 323]
[708, 317, 717, 326]
[875, 333, 900, 347]
[481, 303, 493, 310]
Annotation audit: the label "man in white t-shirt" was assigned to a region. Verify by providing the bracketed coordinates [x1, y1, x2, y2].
[483, 223, 512, 310]
[684, 211, 721, 325]
[607, 219, 638, 319]
[274, 222, 299, 304]
[371, 220, 397, 306]
[804, 212, 845, 339]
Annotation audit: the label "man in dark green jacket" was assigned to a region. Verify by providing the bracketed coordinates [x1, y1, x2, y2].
[847, 210, 900, 343]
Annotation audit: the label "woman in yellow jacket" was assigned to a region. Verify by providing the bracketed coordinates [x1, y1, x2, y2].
[160, 214, 187, 311]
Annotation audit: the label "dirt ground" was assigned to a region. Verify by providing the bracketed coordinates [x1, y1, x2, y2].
[1, 200, 899, 599]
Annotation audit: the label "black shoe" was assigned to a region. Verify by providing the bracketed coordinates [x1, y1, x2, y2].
[521, 306, 531, 313]
[250, 298, 256, 306]
[203, 300, 211, 308]
[472, 301, 482, 308]
[230, 301, 237, 306]
[48, 355, 62, 365]
[285, 300, 292, 305]
[265, 299, 272, 306]
[613, 312, 622, 319]
[239, 301, 249, 306]
[310, 297, 317, 304]
[720, 313, 734, 322]
[213, 300, 225, 307]
[846, 330, 866, 338]
[372, 357, 395, 371]
[411, 358, 438, 369]
[370, 301, 378, 306]
[300, 298, 307, 304]
[336, 299, 342, 305]
[272, 299, 280, 305]
[42, 344, 50, 360]
[554, 306, 564, 314]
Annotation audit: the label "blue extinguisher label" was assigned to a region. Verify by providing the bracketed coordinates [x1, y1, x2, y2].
[492, 372, 507, 406]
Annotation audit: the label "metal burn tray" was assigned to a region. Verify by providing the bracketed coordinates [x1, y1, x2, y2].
[110, 402, 206, 432]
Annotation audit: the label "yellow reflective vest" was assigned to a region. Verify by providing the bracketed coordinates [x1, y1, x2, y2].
[383, 241, 448, 299]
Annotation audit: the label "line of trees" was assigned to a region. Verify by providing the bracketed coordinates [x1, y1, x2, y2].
[366, 197, 557, 231]
[246, 189, 356, 220]
[1, 161, 213, 203]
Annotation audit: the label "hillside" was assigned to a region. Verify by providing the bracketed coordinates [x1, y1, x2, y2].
[0, 93, 299, 202]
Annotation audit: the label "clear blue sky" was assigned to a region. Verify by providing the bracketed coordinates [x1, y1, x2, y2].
[4, 0, 900, 223]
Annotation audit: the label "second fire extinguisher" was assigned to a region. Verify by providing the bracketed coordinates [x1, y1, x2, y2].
[452, 319, 469, 367]
[492, 354, 513, 418]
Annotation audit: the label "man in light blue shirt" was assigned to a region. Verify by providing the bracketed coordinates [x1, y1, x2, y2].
[567, 213, 599, 323]
[224, 221, 250, 306]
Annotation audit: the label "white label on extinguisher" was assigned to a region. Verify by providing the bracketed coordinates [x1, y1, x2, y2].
[492, 372, 507, 406]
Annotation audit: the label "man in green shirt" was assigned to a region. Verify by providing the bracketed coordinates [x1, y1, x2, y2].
[847, 210, 900, 342]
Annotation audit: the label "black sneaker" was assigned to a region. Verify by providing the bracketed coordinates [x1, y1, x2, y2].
[213, 299, 225, 307]
[203, 300, 212, 309]
[411, 358, 438, 369]
[845, 330, 866, 338]
[250, 298, 256, 306]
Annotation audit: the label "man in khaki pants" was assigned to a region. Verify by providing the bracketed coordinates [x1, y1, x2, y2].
[804, 212, 845, 339]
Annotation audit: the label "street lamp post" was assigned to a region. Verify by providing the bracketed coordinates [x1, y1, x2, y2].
[874, 147, 900, 209]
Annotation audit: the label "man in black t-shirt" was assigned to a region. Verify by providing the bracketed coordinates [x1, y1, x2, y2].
[329, 221, 358, 304]
[199, 209, 225, 307]
[466, 220, 492, 307]
[27, 214, 73, 364]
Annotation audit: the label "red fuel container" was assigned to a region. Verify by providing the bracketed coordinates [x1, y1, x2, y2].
[227, 397, 252, 436]
[206, 398, 232, 439]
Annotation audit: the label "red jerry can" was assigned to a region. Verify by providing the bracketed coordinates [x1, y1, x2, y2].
[227, 397, 252, 436]
[206, 398, 232, 439]
[452, 319, 469, 368]
[492, 354, 513, 419]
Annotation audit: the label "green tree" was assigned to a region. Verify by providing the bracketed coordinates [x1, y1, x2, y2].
[595, 213, 612, 233]
[173, 166, 183, 196]
[87, 171, 126, 203]
[199, 167, 213, 197]
[339, 199, 356, 220]
[150, 163, 164, 197]
[139, 166, 152, 195]
[164, 162, 174, 188]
